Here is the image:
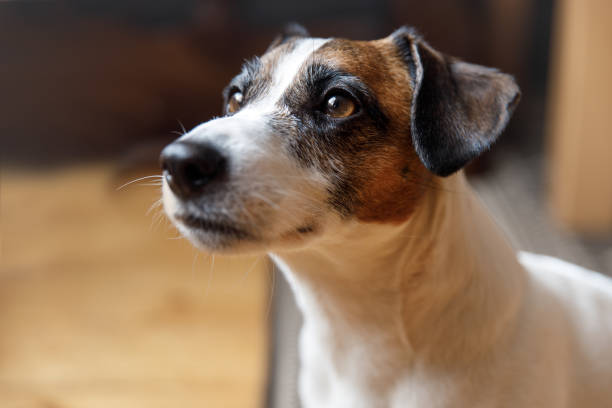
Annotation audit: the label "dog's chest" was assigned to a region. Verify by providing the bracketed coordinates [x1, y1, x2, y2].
[297, 322, 388, 408]
[296, 322, 454, 408]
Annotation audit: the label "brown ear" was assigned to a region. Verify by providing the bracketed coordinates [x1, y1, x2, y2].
[267, 22, 310, 52]
[392, 27, 521, 177]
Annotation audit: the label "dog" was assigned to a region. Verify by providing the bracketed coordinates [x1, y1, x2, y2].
[160, 24, 612, 407]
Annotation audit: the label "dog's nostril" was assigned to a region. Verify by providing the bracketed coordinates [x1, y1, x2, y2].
[159, 141, 227, 199]
[184, 163, 208, 187]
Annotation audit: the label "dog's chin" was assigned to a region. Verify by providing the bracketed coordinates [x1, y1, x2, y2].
[170, 213, 257, 254]
[180, 228, 256, 254]
[170, 212, 322, 255]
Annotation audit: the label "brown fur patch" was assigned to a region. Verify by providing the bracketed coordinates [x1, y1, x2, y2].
[314, 38, 436, 224]
[353, 145, 432, 223]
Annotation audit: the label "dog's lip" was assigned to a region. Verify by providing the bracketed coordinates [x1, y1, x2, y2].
[175, 213, 250, 238]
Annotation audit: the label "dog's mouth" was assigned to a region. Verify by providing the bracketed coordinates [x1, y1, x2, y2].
[175, 213, 250, 239]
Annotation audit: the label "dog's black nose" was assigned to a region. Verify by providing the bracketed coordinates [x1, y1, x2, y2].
[160, 141, 227, 199]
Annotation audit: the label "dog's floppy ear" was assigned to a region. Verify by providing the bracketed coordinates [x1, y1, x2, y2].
[392, 27, 520, 177]
[267, 23, 310, 52]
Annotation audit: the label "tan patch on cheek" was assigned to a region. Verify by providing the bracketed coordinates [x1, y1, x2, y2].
[354, 146, 434, 224]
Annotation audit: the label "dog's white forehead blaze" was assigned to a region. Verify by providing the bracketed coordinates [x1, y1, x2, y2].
[255, 38, 330, 111]
[177, 37, 331, 166]
[183, 38, 331, 144]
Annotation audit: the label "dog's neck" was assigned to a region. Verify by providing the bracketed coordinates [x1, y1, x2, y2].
[271, 173, 526, 381]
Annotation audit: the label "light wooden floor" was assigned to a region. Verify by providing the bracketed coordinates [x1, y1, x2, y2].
[0, 165, 270, 408]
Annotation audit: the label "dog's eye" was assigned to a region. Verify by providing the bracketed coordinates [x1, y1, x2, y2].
[227, 91, 244, 114]
[324, 94, 356, 118]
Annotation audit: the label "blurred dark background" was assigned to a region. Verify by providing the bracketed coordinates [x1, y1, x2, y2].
[0, 0, 553, 168]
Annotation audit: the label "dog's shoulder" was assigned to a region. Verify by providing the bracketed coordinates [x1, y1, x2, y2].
[515, 252, 612, 405]
[518, 251, 612, 368]
[518, 251, 612, 300]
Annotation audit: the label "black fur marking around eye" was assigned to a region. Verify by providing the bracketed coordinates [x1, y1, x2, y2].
[223, 57, 261, 97]
[222, 57, 268, 114]
[282, 63, 387, 129]
[271, 62, 390, 218]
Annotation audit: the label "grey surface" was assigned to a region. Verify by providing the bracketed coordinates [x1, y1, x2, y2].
[266, 269, 303, 408]
[267, 153, 612, 408]
[470, 154, 611, 275]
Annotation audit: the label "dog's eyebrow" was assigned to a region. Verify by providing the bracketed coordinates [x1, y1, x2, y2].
[285, 62, 376, 104]
[301, 63, 371, 98]
[223, 57, 263, 99]
[289, 62, 388, 128]
[240, 57, 263, 85]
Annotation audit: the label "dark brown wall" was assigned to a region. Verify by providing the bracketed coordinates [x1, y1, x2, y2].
[0, 0, 552, 167]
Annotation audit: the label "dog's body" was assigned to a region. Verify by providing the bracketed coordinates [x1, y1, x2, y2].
[160, 25, 612, 407]
[273, 174, 612, 407]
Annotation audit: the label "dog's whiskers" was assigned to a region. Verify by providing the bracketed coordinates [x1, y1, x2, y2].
[205, 254, 216, 297]
[191, 251, 200, 282]
[177, 119, 187, 135]
[250, 191, 280, 210]
[146, 198, 163, 216]
[116, 175, 163, 191]
[244, 256, 261, 281]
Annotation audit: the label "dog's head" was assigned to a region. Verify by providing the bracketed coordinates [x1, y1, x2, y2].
[160, 25, 520, 253]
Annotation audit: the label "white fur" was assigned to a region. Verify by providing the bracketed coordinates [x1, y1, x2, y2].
[271, 174, 612, 408]
[256, 38, 330, 112]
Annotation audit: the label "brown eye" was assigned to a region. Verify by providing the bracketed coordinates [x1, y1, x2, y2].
[325, 94, 356, 118]
[227, 91, 243, 114]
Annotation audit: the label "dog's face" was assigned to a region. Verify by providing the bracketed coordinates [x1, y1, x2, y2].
[160, 25, 519, 253]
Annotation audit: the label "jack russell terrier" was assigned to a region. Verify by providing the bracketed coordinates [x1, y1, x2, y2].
[160, 24, 612, 407]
